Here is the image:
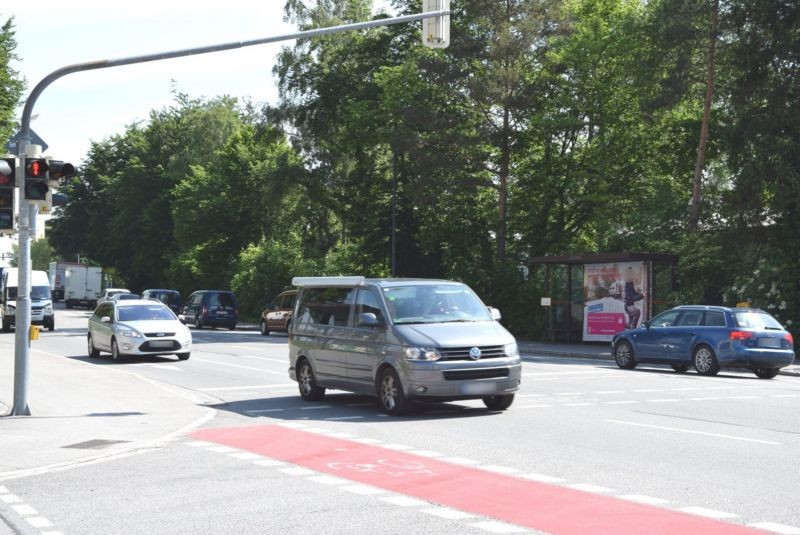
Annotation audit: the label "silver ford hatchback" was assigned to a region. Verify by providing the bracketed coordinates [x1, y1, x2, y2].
[288, 277, 522, 415]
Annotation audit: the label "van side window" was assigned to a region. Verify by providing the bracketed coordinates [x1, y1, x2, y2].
[355, 289, 384, 324]
[297, 287, 354, 326]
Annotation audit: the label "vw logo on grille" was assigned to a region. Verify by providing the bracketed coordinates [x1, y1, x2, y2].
[156, 333, 165, 337]
[469, 347, 482, 360]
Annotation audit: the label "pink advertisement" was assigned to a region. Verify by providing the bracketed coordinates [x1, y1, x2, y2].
[582, 262, 648, 342]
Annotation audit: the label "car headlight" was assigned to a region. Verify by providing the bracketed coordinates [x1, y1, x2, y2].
[504, 342, 519, 357]
[45, 306, 52, 315]
[404, 347, 442, 361]
[118, 329, 143, 338]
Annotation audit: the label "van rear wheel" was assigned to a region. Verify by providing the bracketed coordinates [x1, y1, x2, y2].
[483, 394, 515, 411]
[377, 368, 408, 416]
[297, 360, 325, 401]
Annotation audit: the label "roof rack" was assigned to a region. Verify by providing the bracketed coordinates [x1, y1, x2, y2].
[291, 276, 366, 287]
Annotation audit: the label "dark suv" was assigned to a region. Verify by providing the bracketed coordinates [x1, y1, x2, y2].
[183, 290, 238, 330]
[142, 289, 182, 314]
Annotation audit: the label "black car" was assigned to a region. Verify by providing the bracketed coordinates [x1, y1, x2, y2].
[183, 290, 238, 330]
[142, 289, 182, 314]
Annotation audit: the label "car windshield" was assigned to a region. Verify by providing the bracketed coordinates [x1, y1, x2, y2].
[733, 311, 784, 330]
[208, 293, 236, 307]
[383, 284, 491, 324]
[116, 294, 140, 300]
[155, 292, 180, 305]
[5, 286, 51, 300]
[118, 305, 175, 322]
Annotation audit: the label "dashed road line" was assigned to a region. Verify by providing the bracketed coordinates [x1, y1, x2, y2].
[325, 416, 365, 421]
[747, 522, 800, 534]
[307, 475, 350, 486]
[567, 483, 615, 494]
[468, 521, 527, 533]
[279, 466, 316, 476]
[340, 484, 385, 496]
[605, 400, 638, 405]
[518, 473, 565, 484]
[621, 494, 670, 506]
[380, 495, 429, 507]
[198, 383, 295, 391]
[606, 419, 781, 445]
[647, 399, 681, 403]
[479, 465, 520, 475]
[680, 506, 738, 519]
[421, 507, 475, 520]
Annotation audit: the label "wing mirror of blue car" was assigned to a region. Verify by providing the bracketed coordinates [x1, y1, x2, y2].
[358, 312, 383, 327]
[643, 321, 651, 329]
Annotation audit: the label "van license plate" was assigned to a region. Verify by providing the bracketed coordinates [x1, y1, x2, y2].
[149, 341, 173, 348]
[461, 382, 496, 395]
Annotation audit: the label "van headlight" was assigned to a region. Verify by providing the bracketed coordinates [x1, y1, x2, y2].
[404, 347, 442, 361]
[504, 342, 519, 357]
[118, 329, 142, 339]
[45, 306, 52, 315]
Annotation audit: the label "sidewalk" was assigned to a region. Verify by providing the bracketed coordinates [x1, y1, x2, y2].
[518, 340, 800, 377]
[0, 348, 215, 481]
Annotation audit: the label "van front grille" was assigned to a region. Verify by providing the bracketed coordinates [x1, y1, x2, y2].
[439, 345, 505, 361]
[443, 368, 510, 381]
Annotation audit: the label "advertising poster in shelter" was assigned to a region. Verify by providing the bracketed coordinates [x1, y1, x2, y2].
[583, 262, 648, 342]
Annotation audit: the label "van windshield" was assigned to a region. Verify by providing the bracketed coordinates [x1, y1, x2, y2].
[383, 284, 492, 324]
[5, 286, 51, 300]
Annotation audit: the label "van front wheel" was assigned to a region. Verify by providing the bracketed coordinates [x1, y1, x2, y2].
[297, 360, 325, 401]
[483, 394, 515, 411]
[378, 368, 408, 416]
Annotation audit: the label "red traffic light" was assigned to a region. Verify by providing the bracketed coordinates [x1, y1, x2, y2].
[25, 158, 48, 179]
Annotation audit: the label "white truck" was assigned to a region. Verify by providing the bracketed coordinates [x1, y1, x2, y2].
[48, 261, 68, 301]
[57, 263, 102, 310]
[1, 268, 55, 332]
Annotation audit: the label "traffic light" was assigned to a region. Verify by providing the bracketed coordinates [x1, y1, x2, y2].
[0, 157, 15, 232]
[46, 160, 77, 186]
[24, 158, 49, 201]
[422, 0, 450, 49]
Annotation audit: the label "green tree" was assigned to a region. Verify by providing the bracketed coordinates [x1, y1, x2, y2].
[0, 16, 24, 143]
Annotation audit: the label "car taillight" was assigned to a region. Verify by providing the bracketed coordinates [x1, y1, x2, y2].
[785, 333, 794, 345]
[730, 331, 754, 341]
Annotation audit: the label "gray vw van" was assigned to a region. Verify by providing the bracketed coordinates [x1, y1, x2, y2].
[288, 277, 522, 415]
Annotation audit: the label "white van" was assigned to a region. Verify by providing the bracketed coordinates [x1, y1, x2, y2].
[1, 268, 55, 332]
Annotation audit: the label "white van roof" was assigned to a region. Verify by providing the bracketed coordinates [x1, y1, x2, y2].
[292, 276, 365, 288]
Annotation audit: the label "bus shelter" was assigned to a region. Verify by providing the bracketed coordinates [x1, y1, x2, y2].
[529, 252, 678, 343]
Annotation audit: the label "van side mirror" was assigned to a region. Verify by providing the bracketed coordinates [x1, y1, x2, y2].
[489, 307, 502, 321]
[358, 312, 383, 328]
[100, 316, 112, 324]
[178, 314, 186, 324]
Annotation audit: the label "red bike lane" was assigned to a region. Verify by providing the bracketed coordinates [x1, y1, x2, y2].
[192, 425, 760, 535]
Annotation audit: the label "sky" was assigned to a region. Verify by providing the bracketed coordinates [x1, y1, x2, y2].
[5, 0, 393, 165]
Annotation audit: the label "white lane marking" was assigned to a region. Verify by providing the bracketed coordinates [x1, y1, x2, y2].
[26, 517, 54, 528]
[771, 394, 799, 398]
[607, 419, 781, 445]
[595, 390, 624, 394]
[747, 522, 800, 534]
[340, 484, 386, 496]
[605, 400, 638, 405]
[633, 389, 663, 393]
[468, 521, 527, 533]
[519, 404, 553, 408]
[518, 393, 547, 398]
[184, 441, 212, 447]
[143, 364, 183, 372]
[646, 399, 681, 403]
[279, 467, 316, 476]
[556, 392, 583, 396]
[300, 405, 331, 410]
[253, 460, 286, 468]
[689, 397, 722, 401]
[382, 444, 413, 451]
[568, 483, 615, 493]
[708, 386, 734, 390]
[564, 402, 595, 406]
[421, 507, 475, 520]
[670, 387, 698, 391]
[621, 494, 670, 506]
[206, 446, 238, 453]
[727, 396, 761, 400]
[325, 416, 365, 421]
[247, 409, 285, 414]
[1, 494, 22, 503]
[278, 422, 308, 429]
[307, 475, 350, 486]
[352, 438, 383, 445]
[679, 506, 738, 519]
[480, 465, 520, 475]
[303, 428, 335, 434]
[12, 504, 37, 516]
[410, 450, 445, 458]
[328, 432, 356, 439]
[519, 473, 565, 484]
[41, 531, 64, 535]
[193, 357, 286, 375]
[199, 384, 295, 391]
[446, 457, 482, 466]
[380, 496, 428, 507]
[229, 452, 262, 460]
[523, 371, 614, 377]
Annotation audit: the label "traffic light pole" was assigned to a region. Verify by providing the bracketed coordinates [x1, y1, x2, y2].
[10, 9, 449, 415]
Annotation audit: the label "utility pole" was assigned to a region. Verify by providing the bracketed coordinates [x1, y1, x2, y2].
[8, 8, 449, 416]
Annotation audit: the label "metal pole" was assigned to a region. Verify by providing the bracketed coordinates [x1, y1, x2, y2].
[391, 152, 397, 277]
[10, 9, 450, 416]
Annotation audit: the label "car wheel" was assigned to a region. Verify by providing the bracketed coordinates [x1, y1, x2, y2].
[1, 319, 10, 333]
[48, 321, 55, 332]
[177, 353, 191, 361]
[753, 368, 779, 379]
[377, 367, 408, 416]
[66, 300, 73, 309]
[228, 323, 236, 331]
[111, 339, 125, 363]
[614, 340, 637, 369]
[297, 359, 325, 401]
[483, 394, 515, 411]
[195, 315, 203, 329]
[693, 345, 719, 376]
[260, 320, 270, 336]
[671, 364, 690, 373]
[88, 334, 100, 358]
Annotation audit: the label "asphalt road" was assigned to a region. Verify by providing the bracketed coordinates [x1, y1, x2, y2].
[2, 305, 799, 534]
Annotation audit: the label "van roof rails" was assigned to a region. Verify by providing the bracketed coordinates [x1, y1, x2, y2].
[291, 276, 365, 288]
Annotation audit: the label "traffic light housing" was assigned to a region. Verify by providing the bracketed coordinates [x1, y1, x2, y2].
[422, 0, 450, 49]
[0, 157, 15, 232]
[46, 160, 77, 186]
[24, 158, 49, 201]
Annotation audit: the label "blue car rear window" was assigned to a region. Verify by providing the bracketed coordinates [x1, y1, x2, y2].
[733, 311, 783, 330]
